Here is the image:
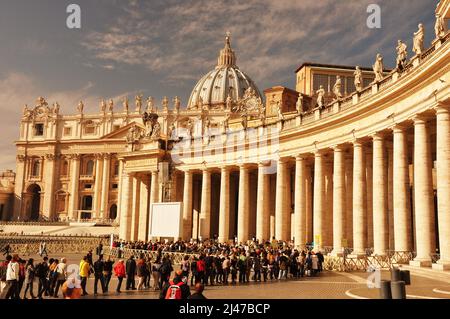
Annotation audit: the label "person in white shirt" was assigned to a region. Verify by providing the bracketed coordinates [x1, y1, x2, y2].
[53, 257, 67, 298]
[4, 254, 20, 299]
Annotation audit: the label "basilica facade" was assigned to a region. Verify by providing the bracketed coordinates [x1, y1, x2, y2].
[6, 1, 450, 270]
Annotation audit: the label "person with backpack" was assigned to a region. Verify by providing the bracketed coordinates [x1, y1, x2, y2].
[160, 270, 190, 300]
[36, 256, 49, 299]
[23, 258, 36, 299]
[113, 259, 126, 293]
[53, 257, 67, 298]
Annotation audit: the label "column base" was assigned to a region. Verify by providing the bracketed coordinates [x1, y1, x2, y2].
[329, 249, 343, 257]
[409, 258, 432, 267]
[432, 261, 450, 271]
[347, 253, 366, 259]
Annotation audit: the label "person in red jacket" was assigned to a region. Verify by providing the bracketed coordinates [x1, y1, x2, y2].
[113, 259, 126, 293]
[196, 255, 206, 284]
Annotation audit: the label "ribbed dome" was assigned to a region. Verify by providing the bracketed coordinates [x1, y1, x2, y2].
[187, 33, 262, 109]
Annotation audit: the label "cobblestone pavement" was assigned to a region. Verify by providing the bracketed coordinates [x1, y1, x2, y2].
[10, 252, 450, 299]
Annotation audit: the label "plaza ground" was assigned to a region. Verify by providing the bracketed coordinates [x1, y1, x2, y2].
[16, 252, 450, 300]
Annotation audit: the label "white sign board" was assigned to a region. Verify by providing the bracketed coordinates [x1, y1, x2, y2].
[149, 202, 183, 238]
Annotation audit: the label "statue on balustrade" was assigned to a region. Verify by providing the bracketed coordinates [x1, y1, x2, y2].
[373, 53, 384, 82]
[333, 76, 343, 99]
[435, 14, 447, 39]
[123, 97, 129, 112]
[277, 101, 285, 121]
[162, 96, 169, 112]
[77, 100, 84, 114]
[241, 112, 248, 130]
[186, 119, 194, 139]
[173, 96, 181, 113]
[52, 102, 60, 115]
[108, 99, 114, 112]
[135, 94, 143, 113]
[413, 23, 425, 55]
[226, 94, 233, 111]
[396, 40, 408, 71]
[316, 85, 325, 109]
[100, 99, 107, 113]
[296, 94, 304, 114]
[222, 112, 230, 132]
[354, 66, 363, 92]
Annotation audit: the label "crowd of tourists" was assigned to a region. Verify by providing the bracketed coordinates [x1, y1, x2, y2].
[0, 237, 324, 300]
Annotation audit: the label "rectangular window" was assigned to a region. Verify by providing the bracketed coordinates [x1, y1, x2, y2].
[64, 127, 72, 136]
[84, 126, 95, 135]
[112, 183, 118, 189]
[113, 125, 120, 131]
[34, 124, 44, 136]
[84, 184, 92, 189]
[0, 204, 4, 220]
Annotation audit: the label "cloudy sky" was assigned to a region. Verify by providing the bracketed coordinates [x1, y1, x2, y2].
[0, 0, 438, 170]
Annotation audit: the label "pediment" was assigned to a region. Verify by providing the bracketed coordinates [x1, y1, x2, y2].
[101, 121, 145, 140]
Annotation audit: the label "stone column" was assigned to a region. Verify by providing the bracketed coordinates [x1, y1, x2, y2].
[313, 152, 325, 251]
[345, 152, 353, 247]
[238, 165, 250, 243]
[138, 174, 150, 241]
[68, 154, 80, 220]
[332, 146, 346, 255]
[352, 140, 367, 256]
[182, 170, 193, 240]
[372, 133, 389, 256]
[294, 156, 307, 248]
[150, 170, 159, 206]
[42, 154, 56, 220]
[218, 167, 231, 242]
[393, 125, 412, 252]
[305, 164, 313, 243]
[410, 116, 435, 267]
[256, 163, 271, 242]
[324, 159, 333, 247]
[119, 172, 132, 240]
[387, 142, 395, 250]
[13, 155, 26, 220]
[93, 154, 103, 219]
[131, 175, 140, 241]
[100, 154, 111, 219]
[275, 159, 291, 241]
[116, 159, 124, 222]
[366, 149, 373, 248]
[434, 104, 450, 270]
[199, 169, 211, 240]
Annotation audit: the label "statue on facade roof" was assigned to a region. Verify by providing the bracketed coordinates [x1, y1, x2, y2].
[316, 85, 326, 109]
[123, 97, 129, 112]
[100, 99, 107, 113]
[226, 93, 233, 111]
[277, 101, 285, 121]
[435, 14, 447, 39]
[36, 96, 48, 108]
[373, 53, 384, 82]
[241, 112, 248, 130]
[413, 23, 425, 55]
[108, 99, 114, 112]
[173, 96, 181, 113]
[77, 100, 84, 114]
[146, 96, 154, 113]
[22, 104, 32, 120]
[333, 76, 343, 99]
[162, 96, 169, 112]
[396, 40, 408, 71]
[259, 104, 266, 125]
[135, 94, 143, 113]
[52, 102, 60, 115]
[186, 119, 194, 139]
[354, 66, 363, 92]
[222, 112, 230, 132]
[296, 94, 304, 114]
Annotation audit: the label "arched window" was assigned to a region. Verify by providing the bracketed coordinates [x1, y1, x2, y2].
[61, 160, 69, 176]
[86, 160, 94, 176]
[31, 160, 40, 177]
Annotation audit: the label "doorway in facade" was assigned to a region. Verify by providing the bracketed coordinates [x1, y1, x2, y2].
[81, 195, 93, 219]
[109, 204, 117, 220]
[27, 184, 41, 221]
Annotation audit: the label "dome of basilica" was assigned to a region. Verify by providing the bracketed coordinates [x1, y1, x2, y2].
[187, 33, 262, 110]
